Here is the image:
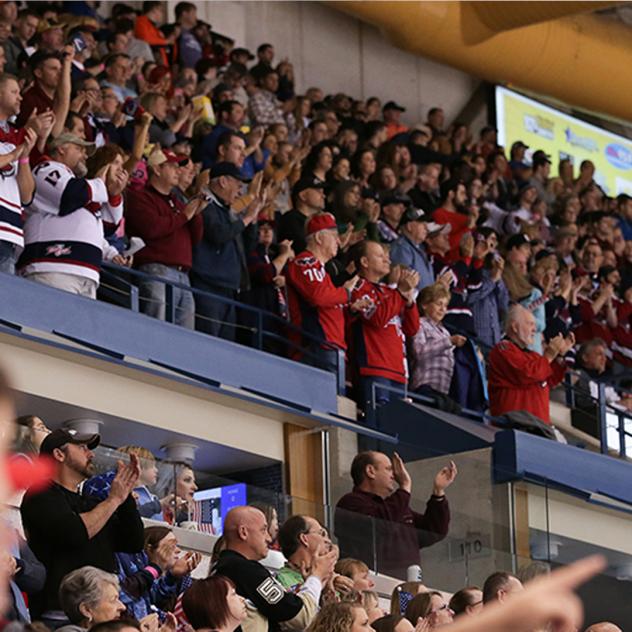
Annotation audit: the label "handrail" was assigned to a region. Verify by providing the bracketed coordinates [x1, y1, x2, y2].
[563, 372, 632, 458]
[100, 262, 346, 394]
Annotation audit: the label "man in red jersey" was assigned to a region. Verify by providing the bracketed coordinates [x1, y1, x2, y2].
[433, 178, 477, 262]
[348, 240, 419, 420]
[488, 304, 574, 423]
[286, 212, 370, 375]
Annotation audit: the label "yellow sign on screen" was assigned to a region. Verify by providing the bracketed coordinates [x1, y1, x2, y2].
[495, 86, 632, 196]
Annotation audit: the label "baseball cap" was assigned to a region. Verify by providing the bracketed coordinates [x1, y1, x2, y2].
[292, 176, 326, 197]
[49, 133, 96, 156]
[427, 222, 451, 236]
[231, 47, 254, 61]
[381, 192, 411, 207]
[209, 161, 251, 182]
[506, 233, 531, 251]
[40, 428, 100, 456]
[383, 101, 406, 112]
[147, 149, 189, 169]
[306, 212, 337, 236]
[511, 140, 529, 152]
[400, 207, 426, 225]
[531, 150, 551, 164]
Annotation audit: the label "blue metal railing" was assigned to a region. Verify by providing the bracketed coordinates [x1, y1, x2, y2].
[100, 263, 347, 394]
[564, 372, 632, 458]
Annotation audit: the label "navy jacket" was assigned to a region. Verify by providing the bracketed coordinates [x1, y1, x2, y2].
[192, 193, 257, 291]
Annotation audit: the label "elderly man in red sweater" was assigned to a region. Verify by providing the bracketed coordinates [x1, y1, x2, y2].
[488, 304, 575, 424]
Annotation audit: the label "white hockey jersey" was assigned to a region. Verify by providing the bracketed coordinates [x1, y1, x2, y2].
[19, 159, 123, 283]
[0, 127, 27, 248]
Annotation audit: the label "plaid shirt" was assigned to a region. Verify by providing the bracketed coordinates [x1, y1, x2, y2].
[248, 89, 285, 126]
[409, 317, 455, 394]
[467, 270, 509, 349]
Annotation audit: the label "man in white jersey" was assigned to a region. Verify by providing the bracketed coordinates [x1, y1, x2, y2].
[0, 73, 38, 274]
[19, 134, 128, 298]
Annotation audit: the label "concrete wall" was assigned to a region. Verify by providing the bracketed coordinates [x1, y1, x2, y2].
[167, 1, 480, 126]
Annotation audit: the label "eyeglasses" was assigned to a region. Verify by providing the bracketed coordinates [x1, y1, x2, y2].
[431, 604, 451, 614]
[306, 528, 329, 538]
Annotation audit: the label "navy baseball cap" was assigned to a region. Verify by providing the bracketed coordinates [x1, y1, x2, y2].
[209, 162, 251, 182]
[292, 176, 326, 197]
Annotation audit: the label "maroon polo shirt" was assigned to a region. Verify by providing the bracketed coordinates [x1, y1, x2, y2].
[16, 82, 55, 127]
[125, 185, 203, 270]
[334, 487, 450, 578]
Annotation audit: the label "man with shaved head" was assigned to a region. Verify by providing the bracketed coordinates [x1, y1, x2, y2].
[213, 506, 336, 632]
[585, 624, 622, 632]
[488, 304, 575, 423]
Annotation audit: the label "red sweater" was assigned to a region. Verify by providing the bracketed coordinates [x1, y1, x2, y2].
[349, 279, 419, 383]
[488, 339, 566, 423]
[286, 250, 349, 350]
[432, 207, 471, 262]
[125, 186, 203, 270]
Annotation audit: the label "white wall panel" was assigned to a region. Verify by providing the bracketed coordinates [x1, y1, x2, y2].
[169, 1, 479, 126]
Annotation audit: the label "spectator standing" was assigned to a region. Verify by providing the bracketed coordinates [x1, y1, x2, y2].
[409, 282, 466, 407]
[125, 149, 204, 329]
[448, 587, 483, 618]
[135, 2, 170, 67]
[488, 305, 574, 423]
[390, 208, 435, 290]
[250, 43, 275, 82]
[286, 212, 367, 372]
[175, 2, 202, 69]
[0, 74, 37, 274]
[249, 68, 285, 127]
[3, 8, 39, 76]
[214, 506, 335, 632]
[16, 50, 70, 133]
[19, 138, 128, 298]
[191, 161, 259, 341]
[335, 451, 456, 578]
[20, 429, 144, 623]
[277, 177, 326, 255]
[349, 241, 420, 416]
[377, 193, 409, 245]
[383, 101, 408, 140]
[198, 100, 245, 169]
[100, 54, 137, 102]
[467, 253, 509, 349]
[433, 179, 477, 263]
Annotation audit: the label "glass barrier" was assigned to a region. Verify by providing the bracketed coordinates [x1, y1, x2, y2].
[78, 430, 632, 628]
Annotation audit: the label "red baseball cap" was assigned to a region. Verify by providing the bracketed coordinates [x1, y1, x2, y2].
[306, 213, 337, 237]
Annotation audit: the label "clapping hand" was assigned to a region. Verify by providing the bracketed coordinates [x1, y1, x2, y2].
[433, 460, 457, 496]
[17, 128, 37, 160]
[398, 269, 419, 295]
[140, 614, 159, 632]
[108, 454, 140, 505]
[171, 551, 202, 577]
[392, 452, 412, 492]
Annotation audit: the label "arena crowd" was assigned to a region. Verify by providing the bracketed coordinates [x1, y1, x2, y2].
[0, 1, 628, 631]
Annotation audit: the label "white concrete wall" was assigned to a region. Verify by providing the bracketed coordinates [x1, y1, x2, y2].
[167, 1, 480, 126]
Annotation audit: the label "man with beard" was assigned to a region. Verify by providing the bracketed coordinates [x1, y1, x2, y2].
[18, 135, 128, 298]
[20, 429, 144, 625]
[433, 178, 477, 263]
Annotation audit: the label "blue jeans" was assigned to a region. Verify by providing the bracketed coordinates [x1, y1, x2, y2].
[0, 240, 16, 274]
[360, 376, 400, 428]
[191, 278, 237, 341]
[138, 263, 195, 329]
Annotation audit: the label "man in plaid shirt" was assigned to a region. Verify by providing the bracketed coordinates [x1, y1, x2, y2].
[248, 68, 285, 127]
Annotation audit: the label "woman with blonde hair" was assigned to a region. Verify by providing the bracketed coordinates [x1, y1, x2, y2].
[307, 601, 372, 632]
[409, 283, 466, 409]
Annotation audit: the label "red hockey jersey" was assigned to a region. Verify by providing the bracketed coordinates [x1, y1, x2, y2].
[349, 279, 419, 383]
[286, 250, 350, 350]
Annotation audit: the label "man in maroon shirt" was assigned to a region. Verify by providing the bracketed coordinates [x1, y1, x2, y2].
[16, 51, 69, 131]
[335, 451, 457, 578]
[125, 149, 205, 328]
